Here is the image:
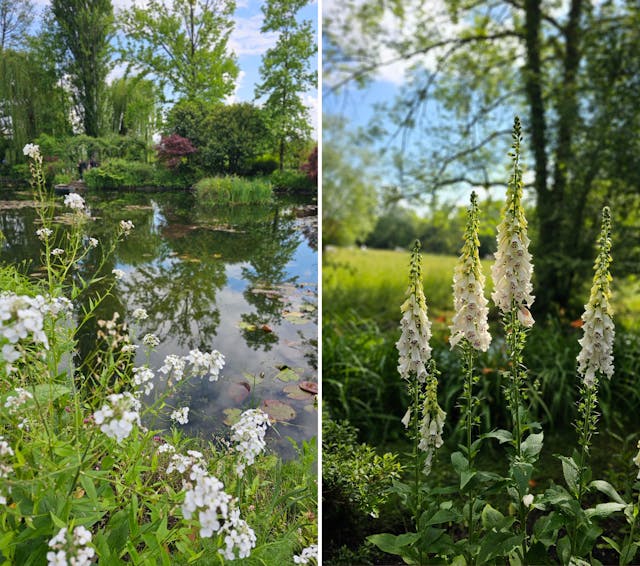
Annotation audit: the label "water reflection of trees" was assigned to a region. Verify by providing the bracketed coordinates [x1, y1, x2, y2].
[240, 206, 302, 351]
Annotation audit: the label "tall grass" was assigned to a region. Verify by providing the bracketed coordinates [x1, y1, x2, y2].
[195, 176, 273, 205]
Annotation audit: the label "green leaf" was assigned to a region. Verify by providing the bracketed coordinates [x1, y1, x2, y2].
[274, 367, 300, 382]
[421, 508, 459, 527]
[31, 383, 70, 405]
[451, 451, 469, 473]
[585, 502, 627, 519]
[601, 536, 621, 555]
[461, 469, 476, 489]
[481, 503, 505, 530]
[589, 480, 626, 504]
[557, 535, 571, 565]
[483, 429, 513, 444]
[476, 531, 523, 563]
[511, 461, 533, 495]
[367, 532, 420, 560]
[558, 456, 579, 495]
[521, 432, 544, 460]
[533, 511, 564, 548]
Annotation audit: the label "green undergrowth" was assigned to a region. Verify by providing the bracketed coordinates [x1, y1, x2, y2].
[195, 176, 273, 205]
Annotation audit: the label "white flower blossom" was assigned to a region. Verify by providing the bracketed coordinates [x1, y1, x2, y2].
[171, 406, 190, 425]
[1, 293, 49, 371]
[23, 143, 40, 159]
[450, 192, 491, 352]
[36, 227, 53, 240]
[63, 193, 85, 211]
[159, 354, 186, 381]
[418, 401, 446, 476]
[119, 220, 134, 236]
[132, 366, 155, 395]
[51, 248, 65, 257]
[577, 207, 614, 388]
[522, 494, 534, 508]
[93, 392, 141, 443]
[132, 308, 148, 321]
[633, 441, 640, 480]
[491, 119, 535, 316]
[142, 333, 160, 348]
[230, 409, 271, 477]
[4, 387, 33, 414]
[47, 526, 94, 566]
[157, 442, 176, 454]
[396, 242, 432, 383]
[187, 349, 225, 381]
[112, 268, 125, 280]
[121, 344, 139, 354]
[294, 544, 318, 564]
[88, 237, 98, 248]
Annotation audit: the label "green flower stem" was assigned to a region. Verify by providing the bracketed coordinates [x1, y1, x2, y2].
[412, 376, 424, 566]
[461, 340, 477, 562]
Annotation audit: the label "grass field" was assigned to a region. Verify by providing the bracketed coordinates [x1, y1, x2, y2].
[323, 246, 639, 328]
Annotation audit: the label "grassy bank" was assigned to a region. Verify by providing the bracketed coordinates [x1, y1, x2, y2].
[195, 176, 273, 205]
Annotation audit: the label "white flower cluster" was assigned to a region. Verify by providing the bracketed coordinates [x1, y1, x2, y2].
[397, 285, 433, 383]
[88, 237, 98, 248]
[187, 349, 225, 381]
[51, 248, 65, 257]
[490, 127, 535, 318]
[230, 409, 271, 477]
[419, 403, 446, 475]
[633, 441, 640, 480]
[4, 387, 33, 414]
[47, 526, 95, 566]
[171, 406, 190, 425]
[112, 268, 125, 280]
[36, 227, 53, 240]
[157, 442, 176, 454]
[119, 220, 134, 236]
[132, 308, 148, 321]
[159, 354, 186, 381]
[1, 293, 49, 372]
[294, 544, 318, 564]
[63, 193, 86, 212]
[46, 297, 73, 318]
[23, 143, 40, 160]
[0, 436, 14, 505]
[132, 366, 155, 396]
[142, 333, 159, 348]
[577, 208, 614, 388]
[450, 193, 491, 352]
[93, 392, 141, 443]
[166, 451, 256, 559]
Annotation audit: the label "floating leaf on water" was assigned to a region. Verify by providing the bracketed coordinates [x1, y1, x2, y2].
[300, 303, 317, 313]
[299, 381, 318, 395]
[283, 311, 308, 325]
[283, 383, 313, 400]
[237, 321, 257, 331]
[261, 324, 273, 333]
[304, 403, 317, 413]
[275, 367, 300, 382]
[213, 253, 223, 258]
[223, 408, 242, 426]
[260, 399, 296, 422]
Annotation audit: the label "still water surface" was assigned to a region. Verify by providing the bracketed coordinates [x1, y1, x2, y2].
[0, 188, 317, 458]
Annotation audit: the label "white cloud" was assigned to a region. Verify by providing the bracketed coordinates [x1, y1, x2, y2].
[229, 14, 277, 56]
[224, 70, 246, 104]
[303, 93, 318, 137]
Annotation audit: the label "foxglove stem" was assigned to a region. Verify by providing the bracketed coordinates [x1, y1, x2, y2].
[461, 340, 478, 562]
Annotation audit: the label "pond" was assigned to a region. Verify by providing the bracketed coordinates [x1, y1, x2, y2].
[0, 188, 318, 459]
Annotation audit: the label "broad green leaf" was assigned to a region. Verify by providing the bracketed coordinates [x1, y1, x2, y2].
[274, 367, 300, 382]
[521, 432, 544, 460]
[367, 532, 420, 560]
[481, 503, 505, 530]
[589, 480, 626, 504]
[31, 383, 70, 405]
[451, 451, 469, 473]
[483, 429, 513, 444]
[585, 502, 627, 519]
[558, 456, 579, 495]
[557, 535, 571, 565]
[477, 531, 523, 563]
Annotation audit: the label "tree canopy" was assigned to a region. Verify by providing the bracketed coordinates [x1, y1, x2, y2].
[119, 0, 238, 103]
[325, 0, 640, 313]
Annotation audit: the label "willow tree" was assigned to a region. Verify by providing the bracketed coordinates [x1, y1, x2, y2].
[51, 0, 114, 137]
[255, 0, 316, 170]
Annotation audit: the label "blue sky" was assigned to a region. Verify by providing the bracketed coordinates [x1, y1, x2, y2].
[32, 0, 318, 134]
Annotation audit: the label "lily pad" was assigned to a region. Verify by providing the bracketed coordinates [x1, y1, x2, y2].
[260, 399, 296, 422]
[237, 321, 257, 331]
[283, 383, 313, 400]
[299, 381, 318, 395]
[223, 408, 242, 426]
[304, 403, 317, 413]
[275, 367, 300, 382]
[283, 311, 308, 325]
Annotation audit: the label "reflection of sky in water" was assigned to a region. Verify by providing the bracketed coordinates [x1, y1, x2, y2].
[0, 190, 317, 459]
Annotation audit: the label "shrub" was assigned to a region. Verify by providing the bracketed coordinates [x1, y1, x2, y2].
[83, 159, 155, 189]
[195, 176, 273, 205]
[270, 169, 315, 193]
[248, 155, 279, 176]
